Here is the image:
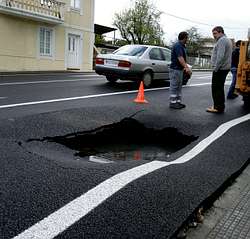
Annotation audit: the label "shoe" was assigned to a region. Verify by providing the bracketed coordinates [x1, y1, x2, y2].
[170, 102, 184, 109]
[206, 107, 224, 113]
[178, 103, 186, 108]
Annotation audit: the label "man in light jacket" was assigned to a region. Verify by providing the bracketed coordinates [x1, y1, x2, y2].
[207, 26, 232, 113]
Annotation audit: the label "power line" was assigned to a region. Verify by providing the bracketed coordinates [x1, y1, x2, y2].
[163, 11, 247, 30]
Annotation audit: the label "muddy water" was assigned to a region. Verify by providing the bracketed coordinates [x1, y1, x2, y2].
[48, 118, 198, 162]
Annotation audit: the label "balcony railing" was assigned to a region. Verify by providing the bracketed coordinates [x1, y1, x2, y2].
[0, 0, 65, 24]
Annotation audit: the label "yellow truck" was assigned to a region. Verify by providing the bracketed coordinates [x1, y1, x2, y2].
[236, 38, 250, 108]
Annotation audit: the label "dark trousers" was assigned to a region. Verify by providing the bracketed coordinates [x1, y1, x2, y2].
[227, 67, 237, 98]
[211, 70, 229, 111]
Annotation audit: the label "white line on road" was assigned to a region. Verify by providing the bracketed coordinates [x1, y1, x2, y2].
[0, 90, 139, 109]
[195, 76, 211, 79]
[13, 113, 250, 239]
[0, 83, 211, 109]
[0, 77, 103, 86]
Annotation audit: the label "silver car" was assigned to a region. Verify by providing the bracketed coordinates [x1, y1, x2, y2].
[95, 44, 191, 87]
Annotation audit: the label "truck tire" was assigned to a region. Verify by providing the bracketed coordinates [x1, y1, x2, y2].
[243, 95, 250, 109]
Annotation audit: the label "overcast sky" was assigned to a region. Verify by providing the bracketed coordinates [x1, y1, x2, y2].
[94, 0, 250, 44]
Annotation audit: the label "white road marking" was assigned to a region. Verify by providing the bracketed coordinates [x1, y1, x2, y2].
[0, 90, 139, 109]
[0, 97, 7, 99]
[0, 73, 98, 77]
[195, 76, 211, 79]
[0, 77, 103, 86]
[13, 113, 250, 239]
[0, 82, 211, 109]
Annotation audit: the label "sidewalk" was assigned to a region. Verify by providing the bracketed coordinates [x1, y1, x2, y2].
[0, 70, 96, 76]
[187, 163, 250, 239]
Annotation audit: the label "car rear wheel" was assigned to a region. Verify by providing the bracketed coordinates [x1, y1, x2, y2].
[142, 71, 153, 88]
[106, 76, 118, 83]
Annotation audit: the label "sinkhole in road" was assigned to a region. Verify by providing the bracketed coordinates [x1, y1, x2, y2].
[48, 118, 198, 162]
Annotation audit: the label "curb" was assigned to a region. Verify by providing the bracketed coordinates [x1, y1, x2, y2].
[0, 71, 96, 76]
[171, 158, 250, 238]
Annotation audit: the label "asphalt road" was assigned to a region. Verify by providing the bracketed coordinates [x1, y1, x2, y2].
[0, 72, 249, 239]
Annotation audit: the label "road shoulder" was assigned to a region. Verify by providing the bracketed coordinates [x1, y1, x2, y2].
[187, 163, 250, 238]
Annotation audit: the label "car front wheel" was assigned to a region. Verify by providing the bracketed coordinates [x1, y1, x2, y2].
[106, 76, 118, 83]
[142, 71, 153, 88]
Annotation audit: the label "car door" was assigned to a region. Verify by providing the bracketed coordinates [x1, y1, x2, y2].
[148, 48, 167, 80]
[161, 48, 171, 80]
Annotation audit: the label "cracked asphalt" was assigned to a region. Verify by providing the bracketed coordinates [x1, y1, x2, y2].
[0, 73, 249, 238]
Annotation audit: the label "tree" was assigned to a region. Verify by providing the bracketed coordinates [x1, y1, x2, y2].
[185, 27, 204, 57]
[95, 34, 106, 45]
[113, 0, 164, 45]
[114, 39, 128, 47]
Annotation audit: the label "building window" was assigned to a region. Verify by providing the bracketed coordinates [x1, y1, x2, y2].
[68, 36, 76, 52]
[39, 27, 53, 56]
[70, 0, 80, 9]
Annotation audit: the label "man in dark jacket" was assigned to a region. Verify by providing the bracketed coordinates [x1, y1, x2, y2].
[227, 40, 241, 99]
[169, 31, 191, 109]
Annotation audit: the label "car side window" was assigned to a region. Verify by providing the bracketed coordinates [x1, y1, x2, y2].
[162, 48, 171, 62]
[149, 48, 164, 61]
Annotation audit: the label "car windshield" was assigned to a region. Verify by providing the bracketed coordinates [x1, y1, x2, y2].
[113, 45, 147, 56]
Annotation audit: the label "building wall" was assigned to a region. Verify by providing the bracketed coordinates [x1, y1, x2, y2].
[64, 0, 94, 70]
[0, 15, 64, 71]
[0, 0, 94, 72]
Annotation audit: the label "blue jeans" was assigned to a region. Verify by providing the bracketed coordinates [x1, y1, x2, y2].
[227, 67, 237, 98]
[169, 69, 183, 104]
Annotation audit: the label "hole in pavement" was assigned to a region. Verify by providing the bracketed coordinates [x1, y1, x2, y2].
[44, 118, 198, 162]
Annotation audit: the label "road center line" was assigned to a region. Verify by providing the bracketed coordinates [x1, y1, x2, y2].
[0, 77, 103, 86]
[0, 83, 211, 109]
[13, 113, 250, 239]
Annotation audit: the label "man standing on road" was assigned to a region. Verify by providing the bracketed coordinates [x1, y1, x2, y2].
[207, 26, 232, 113]
[169, 31, 191, 109]
[227, 40, 241, 99]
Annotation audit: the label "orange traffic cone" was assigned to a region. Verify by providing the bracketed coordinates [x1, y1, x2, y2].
[134, 81, 148, 103]
[133, 151, 141, 160]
